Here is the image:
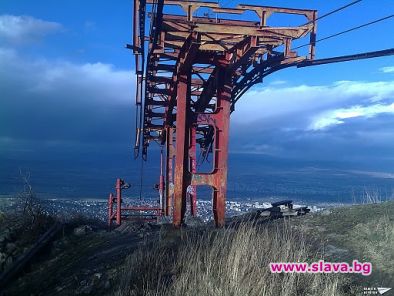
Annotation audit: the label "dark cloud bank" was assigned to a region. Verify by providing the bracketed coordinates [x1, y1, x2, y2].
[1, 16, 394, 201]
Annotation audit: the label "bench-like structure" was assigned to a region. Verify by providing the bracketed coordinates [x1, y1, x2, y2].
[107, 179, 162, 228]
[259, 200, 310, 218]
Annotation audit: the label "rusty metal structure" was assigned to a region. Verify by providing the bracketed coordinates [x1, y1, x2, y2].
[111, 0, 394, 228]
[108, 178, 162, 228]
[130, 0, 317, 227]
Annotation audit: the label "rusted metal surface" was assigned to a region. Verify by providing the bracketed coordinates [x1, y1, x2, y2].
[189, 126, 197, 217]
[172, 73, 190, 226]
[107, 178, 161, 229]
[165, 127, 175, 216]
[132, 1, 318, 227]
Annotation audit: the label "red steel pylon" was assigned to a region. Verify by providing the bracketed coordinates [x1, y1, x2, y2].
[132, 1, 317, 227]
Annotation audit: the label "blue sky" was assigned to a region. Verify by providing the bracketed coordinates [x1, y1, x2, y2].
[1, 0, 394, 183]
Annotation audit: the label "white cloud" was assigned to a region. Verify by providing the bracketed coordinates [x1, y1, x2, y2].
[309, 103, 394, 130]
[268, 80, 287, 86]
[0, 46, 133, 144]
[26, 60, 132, 104]
[380, 66, 394, 73]
[232, 80, 394, 130]
[0, 14, 62, 43]
[0, 46, 132, 104]
[348, 170, 394, 179]
[231, 143, 282, 156]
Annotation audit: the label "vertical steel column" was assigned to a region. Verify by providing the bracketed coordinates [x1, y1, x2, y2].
[309, 11, 317, 60]
[108, 193, 114, 228]
[212, 68, 232, 227]
[165, 127, 174, 216]
[115, 178, 122, 225]
[159, 149, 165, 215]
[189, 126, 197, 216]
[173, 73, 191, 227]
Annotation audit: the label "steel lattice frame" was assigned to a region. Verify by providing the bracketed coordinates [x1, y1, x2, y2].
[132, 0, 317, 227]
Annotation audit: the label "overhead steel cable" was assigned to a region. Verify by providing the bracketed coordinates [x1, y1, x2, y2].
[294, 14, 394, 50]
[222, 0, 362, 19]
[303, 0, 363, 26]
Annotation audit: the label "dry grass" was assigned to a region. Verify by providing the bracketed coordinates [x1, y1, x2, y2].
[116, 221, 346, 296]
[350, 215, 394, 282]
[308, 201, 394, 288]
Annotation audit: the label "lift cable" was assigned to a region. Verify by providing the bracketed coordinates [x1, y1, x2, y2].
[221, 0, 362, 20]
[298, 48, 394, 68]
[303, 0, 363, 26]
[294, 13, 394, 50]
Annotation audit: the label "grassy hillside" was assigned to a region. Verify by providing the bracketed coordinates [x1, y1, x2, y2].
[1, 200, 393, 296]
[116, 223, 343, 296]
[116, 201, 394, 296]
[295, 202, 394, 290]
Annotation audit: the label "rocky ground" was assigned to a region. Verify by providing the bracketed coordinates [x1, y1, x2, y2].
[0, 216, 159, 295]
[0, 208, 54, 276]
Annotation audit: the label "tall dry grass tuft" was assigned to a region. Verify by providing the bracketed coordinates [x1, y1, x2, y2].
[362, 189, 382, 204]
[351, 215, 394, 277]
[116, 221, 346, 296]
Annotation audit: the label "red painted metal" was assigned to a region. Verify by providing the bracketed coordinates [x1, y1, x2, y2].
[108, 193, 114, 228]
[159, 149, 165, 215]
[189, 126, 197, 216]
[107, 178, 162, 229]
[122, 206, 162, 211]
[173, 73, 190, 227]
[165, 127, 174, 216]
[132, 1, 319, 227]
[124, 1, 394, 229]
[115, 178, 122, 225]
[212, 67, 232, 227]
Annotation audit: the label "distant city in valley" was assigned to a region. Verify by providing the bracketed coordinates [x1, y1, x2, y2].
[2, 151, 394, 204]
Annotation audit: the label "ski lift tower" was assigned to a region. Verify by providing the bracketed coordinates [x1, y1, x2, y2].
[131, 0, 317, 227]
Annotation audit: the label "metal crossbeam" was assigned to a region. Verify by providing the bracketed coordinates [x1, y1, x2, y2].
[133, 1, 317, 227]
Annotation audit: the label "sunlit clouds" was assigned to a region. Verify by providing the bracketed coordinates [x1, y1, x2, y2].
[0, 14, 62, 43]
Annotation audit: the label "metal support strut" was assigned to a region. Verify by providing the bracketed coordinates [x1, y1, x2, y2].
[132, 0, 319, 227]
[107, 178, 162, 229]
[125, 0, 394, 228]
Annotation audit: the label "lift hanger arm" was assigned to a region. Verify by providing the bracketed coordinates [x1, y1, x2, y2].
[297, 48, 394, 68]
